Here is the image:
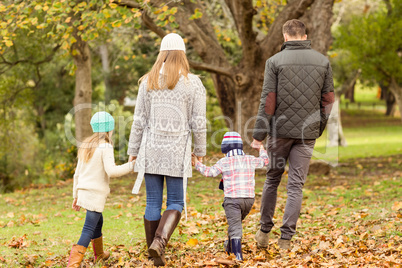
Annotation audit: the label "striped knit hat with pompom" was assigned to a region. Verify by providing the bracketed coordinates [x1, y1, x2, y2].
[221, 131, 243, 154]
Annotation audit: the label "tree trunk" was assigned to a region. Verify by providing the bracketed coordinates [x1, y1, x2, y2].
[72, 40, 93, 145]
[380, 82, 396, 116]
[329, 70, 360, 147]
[328, 98, 347, 147]
[99, 44, 112, 104]
[389, 77, 402, 122]
[210, 66, 264, 149]
[344, 83, 355, 103]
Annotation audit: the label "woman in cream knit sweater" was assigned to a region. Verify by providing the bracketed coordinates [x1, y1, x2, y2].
[67, 112, 134, 268]
[127, 33, 207, 266]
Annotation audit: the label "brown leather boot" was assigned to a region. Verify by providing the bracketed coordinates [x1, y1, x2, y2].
[144, 216, 161, 261]
[144, 216, 161, 249]
[148, 210, 181, 266]
[91, 236, 110, 262]
[67, 244, 86, 268]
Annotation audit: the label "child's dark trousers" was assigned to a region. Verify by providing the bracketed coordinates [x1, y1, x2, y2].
[223, 197, 254, 238]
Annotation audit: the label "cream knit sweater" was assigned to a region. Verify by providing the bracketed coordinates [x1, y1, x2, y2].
[73, 143, 133, 212]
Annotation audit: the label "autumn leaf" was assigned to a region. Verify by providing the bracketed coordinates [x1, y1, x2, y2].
[186, 238, 198, 246]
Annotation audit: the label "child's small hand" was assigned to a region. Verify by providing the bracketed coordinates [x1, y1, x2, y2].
[128, 159, 136, 173]
[72, 198, 81, 211]
[191, 153, 198, 166]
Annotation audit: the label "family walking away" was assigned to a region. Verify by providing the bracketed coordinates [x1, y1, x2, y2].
[67, 112, 135, 268]
[66, 17, 334, 266]
[193, 131, 269, 261]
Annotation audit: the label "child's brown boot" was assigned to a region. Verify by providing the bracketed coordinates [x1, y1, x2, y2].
[92, 236, 110, 262]
[67, 244, 87, 268]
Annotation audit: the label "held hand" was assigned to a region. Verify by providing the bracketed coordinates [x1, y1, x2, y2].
[251, 139, 263, 151]
[128, 159, 136, 173]
[129, 155, 137, 162]
[191, 153, 198, 166]
[72, 198, 81, 211]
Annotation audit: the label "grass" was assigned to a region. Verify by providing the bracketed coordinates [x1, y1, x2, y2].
[314, 109, 402, 163]
[0, 154, 401, 267]
[339, 81, 397, 113]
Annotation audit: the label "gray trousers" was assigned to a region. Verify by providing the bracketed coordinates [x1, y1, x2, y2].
[260, 136, 315, 240]
[223, 197, 255, 239]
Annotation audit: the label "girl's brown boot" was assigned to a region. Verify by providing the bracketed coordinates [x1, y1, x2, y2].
[67, 244, 86, 268]
[92, 236, 110, 262]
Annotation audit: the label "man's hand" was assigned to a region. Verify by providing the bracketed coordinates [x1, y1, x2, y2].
[129, 155, 137, 162]
[251, 139, 263, 151]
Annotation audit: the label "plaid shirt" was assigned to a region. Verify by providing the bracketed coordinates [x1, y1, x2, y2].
[195, 149, 269, 198]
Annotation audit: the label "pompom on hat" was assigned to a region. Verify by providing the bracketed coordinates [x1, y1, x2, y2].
[160, 33, 186, 53]
[221, 131, 243, 154]
[90, 111, 115, 133]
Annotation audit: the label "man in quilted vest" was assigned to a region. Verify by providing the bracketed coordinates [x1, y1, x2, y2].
[252, 19, 335, 250]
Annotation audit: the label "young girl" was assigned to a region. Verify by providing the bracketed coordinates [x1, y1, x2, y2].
[67, 111, 134, 268]
[193, 132, 269, 261]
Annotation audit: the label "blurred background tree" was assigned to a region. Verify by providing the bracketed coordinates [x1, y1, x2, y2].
[334, 0, 402, 122]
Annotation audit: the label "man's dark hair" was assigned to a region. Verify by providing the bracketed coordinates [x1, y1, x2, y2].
[282, 19, 306, 37]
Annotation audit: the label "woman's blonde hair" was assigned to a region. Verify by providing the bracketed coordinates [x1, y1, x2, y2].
[140, 50, 190, 90]
[77, 132, 113, 163]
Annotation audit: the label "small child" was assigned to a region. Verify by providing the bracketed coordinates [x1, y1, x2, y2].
[192, 132, 269, 261]
[67, 112, 134, 268]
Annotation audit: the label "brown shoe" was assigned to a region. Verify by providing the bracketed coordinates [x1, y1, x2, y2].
[148, 210, 181, 266]
[255, 229, 270, 248]
[278, 238, 291, 250]
[92, 236, 110, 262]
[67, 244, 87, 268]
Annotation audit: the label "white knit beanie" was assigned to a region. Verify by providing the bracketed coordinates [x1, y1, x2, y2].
[160, 33, 186, 53]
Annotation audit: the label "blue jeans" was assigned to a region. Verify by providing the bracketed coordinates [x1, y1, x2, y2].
[144, 173, 184, 221]
[77, 210, 103, 247]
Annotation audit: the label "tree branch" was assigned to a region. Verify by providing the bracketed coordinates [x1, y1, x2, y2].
[149, 0, 231, 66]
[114, 0, 166, 38]
[260, 0, 315, 59]
[224, 0, 257, 68]
[141, 11, 167, 38]
[336, 69, 361, 96]
[188, 60, 232, 77]
[0, 44, 61, 74]
[113, 0, 141, 9]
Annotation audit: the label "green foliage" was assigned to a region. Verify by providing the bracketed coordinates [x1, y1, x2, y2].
[0, 108, 42, 192]
[328, 50, 357, 90]
[254, 0, 284, 33]
[0, 0, 142, 53]
[334, 0, 402, 84]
